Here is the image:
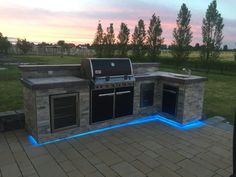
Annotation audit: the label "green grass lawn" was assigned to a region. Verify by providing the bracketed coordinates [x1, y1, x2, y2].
[0, 55, 236, 124]
[0, 65, 22, 112]
[160, 51, 236, 61]
[204, 73, 236, 123]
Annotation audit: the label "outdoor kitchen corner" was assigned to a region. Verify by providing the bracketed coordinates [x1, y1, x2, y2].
[19, 58, 207, 144]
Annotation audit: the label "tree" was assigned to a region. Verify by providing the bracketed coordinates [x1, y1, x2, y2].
[57, 40, 65, 57]
[160, 44, 167, 50]
[103, 23, 115, 57]
[147, 13, 164, 61]
[65, 43, 76, 56]
[171, 3, 193, 68]
[93, 21, 104, 57]
[194, 43, 200, 50]
[16, 39, 33, 54]
[38, 42, 53, 47]
[117, 22, 130, 57]
[201, 0, 224, 72]
[132, 19, 146, 60]
[223, 44, 228, 51]
[0, 33, 11, 53]
[235, 43, 236, 62]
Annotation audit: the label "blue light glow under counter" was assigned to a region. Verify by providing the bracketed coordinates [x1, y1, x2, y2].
[28, 114, 205, 147]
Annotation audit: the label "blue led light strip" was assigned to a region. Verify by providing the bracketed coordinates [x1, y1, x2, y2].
[28, 114, 205, 146]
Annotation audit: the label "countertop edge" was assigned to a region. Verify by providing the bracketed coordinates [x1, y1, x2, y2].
[135, 74, 208, 84]
[21, 78, 89, 90]
[18, 64, 82, 71]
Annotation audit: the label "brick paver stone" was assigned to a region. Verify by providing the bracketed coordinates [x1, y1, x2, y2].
[111, 161, 145, 177]
[177, 159, 214, 177]
[95, 163, 119, 177]
[0, 163, 21, 177]
[71, 156, 97, 175]
[131, 160, 152, 174]
[67, 170, 84, 177]
[96, 149, 122, 166]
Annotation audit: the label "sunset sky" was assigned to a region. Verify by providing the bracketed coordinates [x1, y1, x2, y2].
[0, 0, 235, 48]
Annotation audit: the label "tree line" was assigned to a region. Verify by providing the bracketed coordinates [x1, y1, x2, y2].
[93, 16, 164, 61]
[0, 35, 34, 55]
[93, 0, 225, 72]
[0, 36, 88, 55]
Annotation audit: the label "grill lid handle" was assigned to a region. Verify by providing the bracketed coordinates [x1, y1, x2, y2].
[98, 93, 115, 97]
[116, 91, 131, 95]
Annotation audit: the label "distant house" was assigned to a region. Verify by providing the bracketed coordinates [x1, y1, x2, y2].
[77, 44, 88, 49]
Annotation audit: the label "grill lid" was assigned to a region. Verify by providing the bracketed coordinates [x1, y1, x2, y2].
[81, 58, 133, 79]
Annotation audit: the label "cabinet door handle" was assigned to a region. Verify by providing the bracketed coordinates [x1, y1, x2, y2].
[116, 91, 131, 95]
[98, 93, 115, 97]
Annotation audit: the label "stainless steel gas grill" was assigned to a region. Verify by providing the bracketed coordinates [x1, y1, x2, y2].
[81, 58, 135, 123]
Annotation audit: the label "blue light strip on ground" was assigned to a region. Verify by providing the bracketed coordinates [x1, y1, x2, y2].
[28, 114, 205, 147]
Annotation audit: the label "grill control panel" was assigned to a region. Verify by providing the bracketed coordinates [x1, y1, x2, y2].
[92, 81, 134, 90]
[92, 75, 135, 90]
[94, 75, 135, 84]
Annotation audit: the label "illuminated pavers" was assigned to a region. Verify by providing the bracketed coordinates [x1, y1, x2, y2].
[28, 114, 205, 146]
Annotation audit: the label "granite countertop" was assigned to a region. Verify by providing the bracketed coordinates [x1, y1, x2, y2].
[21, 71, 207, 90]
[134, 71, 208, 84]
[21, 76, 89, 89]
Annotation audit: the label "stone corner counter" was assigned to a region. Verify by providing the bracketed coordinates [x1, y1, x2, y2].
[134, 71, 207, 124]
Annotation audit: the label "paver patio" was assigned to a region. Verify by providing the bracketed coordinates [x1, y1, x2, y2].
[0, 120, 233, 177]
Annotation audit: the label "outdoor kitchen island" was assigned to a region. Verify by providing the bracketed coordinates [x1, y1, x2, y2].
[19, 58, 207, 144]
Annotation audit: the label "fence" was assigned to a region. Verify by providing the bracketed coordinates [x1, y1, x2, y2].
[8, 45, 96, 57]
